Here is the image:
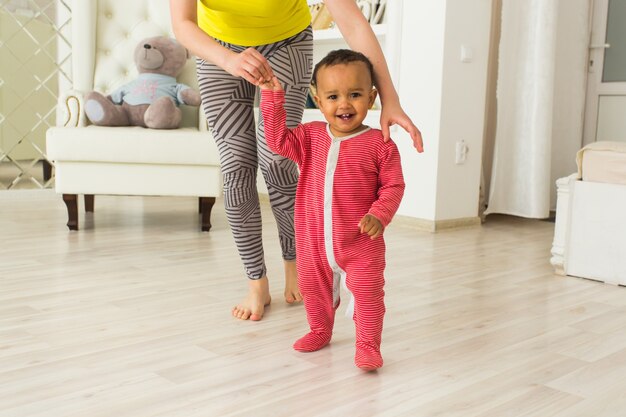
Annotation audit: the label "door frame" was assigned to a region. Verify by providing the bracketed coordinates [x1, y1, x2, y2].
[583, 0, 626, 145]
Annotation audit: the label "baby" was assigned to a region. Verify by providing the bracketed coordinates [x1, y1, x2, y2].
[259, 49, 405, 370]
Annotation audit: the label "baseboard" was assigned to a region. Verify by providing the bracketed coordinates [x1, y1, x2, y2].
[393, 215, 481, 233]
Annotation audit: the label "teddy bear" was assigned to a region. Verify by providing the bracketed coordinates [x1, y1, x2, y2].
[84, 36, 201, 129]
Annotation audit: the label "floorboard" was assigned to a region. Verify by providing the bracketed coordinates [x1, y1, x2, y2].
[1, 190, 625, 417]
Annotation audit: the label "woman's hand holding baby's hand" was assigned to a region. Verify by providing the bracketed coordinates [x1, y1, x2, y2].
[359, 214, 383, 240]
[258, 76, 283, 91]
[225, 48, 274, 86]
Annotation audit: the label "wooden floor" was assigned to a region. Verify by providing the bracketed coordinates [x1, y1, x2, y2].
[1, 190, 626, 417]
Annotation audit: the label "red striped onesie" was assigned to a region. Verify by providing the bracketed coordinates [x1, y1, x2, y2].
[261, 89, 405, 370]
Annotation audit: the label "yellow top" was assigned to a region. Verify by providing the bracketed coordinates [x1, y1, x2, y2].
[197, 0, 311, 46]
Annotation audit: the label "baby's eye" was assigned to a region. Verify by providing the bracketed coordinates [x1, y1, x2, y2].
[327, 94, 337, 100]
[350, 92, 362, 98]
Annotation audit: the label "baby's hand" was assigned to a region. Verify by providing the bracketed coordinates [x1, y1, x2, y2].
[258, 75, 283, 91]
[358, 214, 383, 240]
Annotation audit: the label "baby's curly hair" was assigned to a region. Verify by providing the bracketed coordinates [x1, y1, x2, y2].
[311, 49, 375, 89]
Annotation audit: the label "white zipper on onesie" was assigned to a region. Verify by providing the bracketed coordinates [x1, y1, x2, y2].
[323, 125, 371, 318]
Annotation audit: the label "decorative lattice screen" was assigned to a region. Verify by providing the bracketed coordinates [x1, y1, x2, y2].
[0, 0, 71, 190]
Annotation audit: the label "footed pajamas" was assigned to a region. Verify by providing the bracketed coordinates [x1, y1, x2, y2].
[260, 90, 405, 369]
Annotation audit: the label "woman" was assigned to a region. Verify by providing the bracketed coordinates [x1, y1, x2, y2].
[169, 0, 423, 321]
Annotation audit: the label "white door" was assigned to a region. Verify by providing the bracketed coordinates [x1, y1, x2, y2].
[584, 0, 626, 145]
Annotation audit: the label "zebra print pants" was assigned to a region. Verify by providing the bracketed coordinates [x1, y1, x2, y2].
[196, 27, 313, 280]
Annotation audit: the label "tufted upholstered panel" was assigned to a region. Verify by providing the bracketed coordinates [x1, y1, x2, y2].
[72, 0, 199, 127]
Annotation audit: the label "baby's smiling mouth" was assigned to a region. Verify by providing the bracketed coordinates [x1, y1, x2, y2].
[337, 113, 354, 120]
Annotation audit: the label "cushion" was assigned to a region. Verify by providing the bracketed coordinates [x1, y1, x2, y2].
[47, 126, 220, 166]
[576, 141, 626, 185]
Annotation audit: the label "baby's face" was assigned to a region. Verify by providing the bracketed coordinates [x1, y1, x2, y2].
[314, 62, 377, 137]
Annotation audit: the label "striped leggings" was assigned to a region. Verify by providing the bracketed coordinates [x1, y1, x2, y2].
[196, 27, 313, 280]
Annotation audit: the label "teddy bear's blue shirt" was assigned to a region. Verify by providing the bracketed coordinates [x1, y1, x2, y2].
[110, 73, 191, 106]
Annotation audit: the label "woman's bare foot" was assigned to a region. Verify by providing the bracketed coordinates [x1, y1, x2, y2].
[232, 276, 272, 321]
[284, 260, 302, 304]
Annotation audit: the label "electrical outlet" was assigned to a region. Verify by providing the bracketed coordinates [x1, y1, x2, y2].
[455, 140, 468, 164]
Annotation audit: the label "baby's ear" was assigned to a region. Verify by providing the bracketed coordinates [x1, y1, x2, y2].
[368, 88, 378, 109]
[314, 94, 322, 108]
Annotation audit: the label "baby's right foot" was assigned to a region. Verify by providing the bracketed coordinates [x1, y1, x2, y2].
[355, 343, 383, 371]
[293, 331, 332, 352]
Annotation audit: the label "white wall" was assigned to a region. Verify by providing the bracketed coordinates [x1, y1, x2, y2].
[256, 1, 493, 224]
[259, 0, 590, 224]
[397, 0, 587, 221]
[436, 0, 492, 220]
[550, 0, 590, 209]
[395, 0, 492, 222]
[394, 1, 446, 220]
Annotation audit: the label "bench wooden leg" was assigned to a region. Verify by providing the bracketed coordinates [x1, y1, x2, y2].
[85, 194, 95, 212]
[199, 197, 216, 232]
[42, 160, 53, 181]
[62, 194, 78, 230]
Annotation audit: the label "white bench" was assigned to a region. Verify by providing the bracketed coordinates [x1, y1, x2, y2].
[45, 0, 221, 231]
